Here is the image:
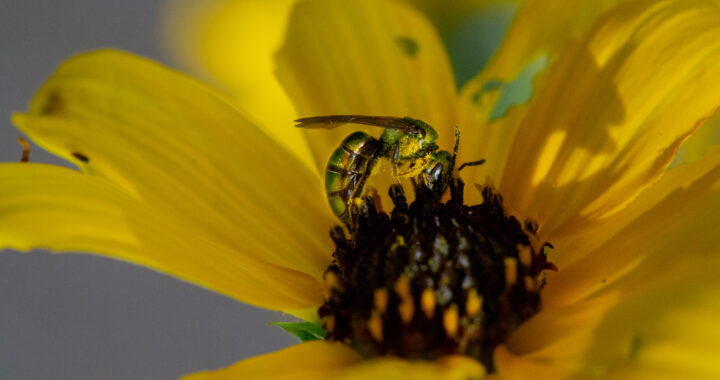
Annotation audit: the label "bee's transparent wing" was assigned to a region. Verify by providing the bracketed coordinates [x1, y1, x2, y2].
[295, 115, 419, 133]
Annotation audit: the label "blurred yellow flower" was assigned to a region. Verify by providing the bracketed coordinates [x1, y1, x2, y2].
[4, 0, 720, 378]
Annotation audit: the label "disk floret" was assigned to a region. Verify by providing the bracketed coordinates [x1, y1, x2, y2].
[319, 180, 553, 370]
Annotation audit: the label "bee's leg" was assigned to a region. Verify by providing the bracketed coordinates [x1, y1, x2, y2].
[355, 157, 378, 200]
[348, 157, 379, 225]
[409, 176, 419, 196]
[369, 186, 384, 213]
[458, 159, 486, 171]
[392, 143, 400, 182]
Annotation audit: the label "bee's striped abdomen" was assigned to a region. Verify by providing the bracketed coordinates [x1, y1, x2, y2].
[325, 131, 380, 223]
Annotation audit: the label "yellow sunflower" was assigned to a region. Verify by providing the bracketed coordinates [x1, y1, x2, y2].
[4, 0, 720, 378]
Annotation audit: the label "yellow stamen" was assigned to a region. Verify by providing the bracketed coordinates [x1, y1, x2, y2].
[325, 315, 335, 333]
[517, 244, 532, 267]
[433, 235, 449, 256]
[443, 304, 459, 338]
[374, 288, 388, 313]
[390, 235, 406, 251]
[421, 288, 435, 319]
[323, 271, 340, 299]
[524, 276, 536, 293]
[465, 289, 483, 317]
[398, 298, 415, 324]
[368, 311, 383, 341]
[394, 274, 411, 300]
[504, 257, 517, 287]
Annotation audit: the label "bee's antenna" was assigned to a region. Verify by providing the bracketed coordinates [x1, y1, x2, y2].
[392, 144, 400, 182]
[458, 159, 486, 171]
[452, 125, 486, 172]
[452, 126, 460, 171]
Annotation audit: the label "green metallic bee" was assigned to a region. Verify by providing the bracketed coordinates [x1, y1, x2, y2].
[296, 115, 483, 225]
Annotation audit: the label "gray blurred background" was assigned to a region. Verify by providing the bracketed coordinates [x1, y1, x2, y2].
[0, 1, 299, 379]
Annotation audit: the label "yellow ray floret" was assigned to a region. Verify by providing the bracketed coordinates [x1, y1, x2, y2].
[12, 50, 334, 282]
[0, 163, 323, 312]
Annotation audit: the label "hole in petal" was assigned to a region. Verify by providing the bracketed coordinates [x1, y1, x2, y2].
[72, 152, 90, 163]
[395, 36, 420, 58]
[489, 54, 548, 120]
[40, 90, 64, 115]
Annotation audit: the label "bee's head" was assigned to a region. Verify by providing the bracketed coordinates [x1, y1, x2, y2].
[401, 118, 437, 147]
[415, 123, 438, 147]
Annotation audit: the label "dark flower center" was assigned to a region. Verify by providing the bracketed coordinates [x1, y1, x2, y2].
[318, 179, 554, 370]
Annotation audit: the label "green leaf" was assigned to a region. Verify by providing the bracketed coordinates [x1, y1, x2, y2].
[271, 321, 327, 342]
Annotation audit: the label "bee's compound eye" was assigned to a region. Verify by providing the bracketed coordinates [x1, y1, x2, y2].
[425, 163, 444, 190]
[430, 163, 444, 180]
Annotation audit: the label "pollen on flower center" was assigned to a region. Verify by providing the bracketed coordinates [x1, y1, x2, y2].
[318, 180, 554, 370]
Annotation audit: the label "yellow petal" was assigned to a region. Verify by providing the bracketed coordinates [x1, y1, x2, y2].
[493, 0, 720, 240]
[456, 0, 619, 169]
[494, 344, 571, 380]
[275, 0, 458, 170]
[182, 341, 362, 380]
[492, 290, 622, 379]
[334, 355, 484, 380]
[183, 339, 483, 380]
[543, 144, 720, 308]
[0, 163, 323, 311]
[497, 171, 720, 380]
[161, 0, 314, 171]
[574, 253, 720, 379]
[673, 108, 720, 165]
[548, 144, 720, 271]
[498, 261, 720, 379]
[160, 0, 514, 172]
[456, 100, 528, 205]
[13, 49, 333, 280]
[481, 0, 619, 84]
[496, 142, 720, 376]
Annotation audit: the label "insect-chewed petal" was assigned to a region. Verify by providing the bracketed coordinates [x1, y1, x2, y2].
[13, 50, 333, 281]
[495, 0, 720, 241]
